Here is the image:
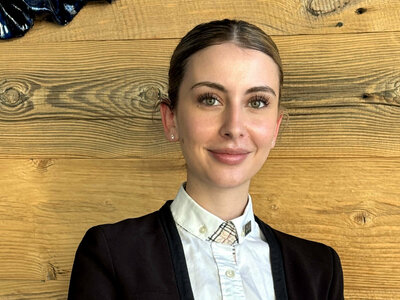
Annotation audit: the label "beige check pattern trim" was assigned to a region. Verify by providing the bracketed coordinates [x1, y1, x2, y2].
[208, 221, 238, 246]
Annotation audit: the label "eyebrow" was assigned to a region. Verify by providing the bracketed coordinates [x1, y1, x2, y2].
[190, 81, 277, 97]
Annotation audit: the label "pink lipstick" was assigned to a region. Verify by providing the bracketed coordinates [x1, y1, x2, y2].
[208, 148, 250, 165]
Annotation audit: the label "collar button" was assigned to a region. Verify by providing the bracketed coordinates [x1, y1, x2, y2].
[199, 225, 207, 234]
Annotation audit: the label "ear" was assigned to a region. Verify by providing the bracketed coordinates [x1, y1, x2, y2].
[160, 102, 178, 141]
[271, 112, 283, 148]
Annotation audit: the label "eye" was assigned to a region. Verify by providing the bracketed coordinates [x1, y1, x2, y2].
[249, 95, 270, 109]
[198, 93, 220, 106]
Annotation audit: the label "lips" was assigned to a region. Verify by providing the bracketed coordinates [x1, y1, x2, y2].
[208, 148, 250, 165]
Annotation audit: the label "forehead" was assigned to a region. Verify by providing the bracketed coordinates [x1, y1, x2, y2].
[182, 42, 280, 90]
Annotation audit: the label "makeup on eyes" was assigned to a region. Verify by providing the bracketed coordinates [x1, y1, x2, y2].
[196, 92, 271, 109]
[249, 94, 270, 108]
[197, 92, 220, 106]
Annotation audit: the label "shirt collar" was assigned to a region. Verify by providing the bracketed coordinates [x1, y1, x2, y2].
[170, 183, 256, 244]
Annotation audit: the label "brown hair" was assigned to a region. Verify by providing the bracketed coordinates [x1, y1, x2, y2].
[163, 19, 283, 110]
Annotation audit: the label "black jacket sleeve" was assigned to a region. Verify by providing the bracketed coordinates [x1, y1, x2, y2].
[273, 230, 344, 300]
[328, 246, 344, 300]
[68, 226, 118, 300]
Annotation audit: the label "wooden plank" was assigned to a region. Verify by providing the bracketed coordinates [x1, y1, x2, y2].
[0, 158, 399, 299]
[253, 157, 400, 299]
[7, 0, 400, 42]
[1, 33, 400, 158]
[0, 280, 67, 300]
[0, 158, 186, 281]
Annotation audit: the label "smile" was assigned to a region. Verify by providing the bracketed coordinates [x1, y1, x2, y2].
[208, 149, 250, 165]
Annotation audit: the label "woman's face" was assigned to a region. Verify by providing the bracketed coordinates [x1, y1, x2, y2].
[163, 42, 282, 190]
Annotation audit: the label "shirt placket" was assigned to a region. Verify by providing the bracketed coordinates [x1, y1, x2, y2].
[211, 243, 246, 300]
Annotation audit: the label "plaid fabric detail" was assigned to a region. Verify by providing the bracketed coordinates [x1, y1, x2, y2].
[208, 221, 238, 245]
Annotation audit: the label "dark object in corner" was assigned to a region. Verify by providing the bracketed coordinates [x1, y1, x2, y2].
[0, 0, 112, 40]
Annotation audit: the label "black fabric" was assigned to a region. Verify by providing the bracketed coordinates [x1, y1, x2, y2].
[68, 201, 344, 300]
[255, 216, 289, 300]
[0, 0, 113, 39]
[68, 210, 180, 300]
[273, 230, 344, 300]
[158, 201, 195, 300]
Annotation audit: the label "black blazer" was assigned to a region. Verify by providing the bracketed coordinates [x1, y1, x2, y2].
[68, 201, 344, 300]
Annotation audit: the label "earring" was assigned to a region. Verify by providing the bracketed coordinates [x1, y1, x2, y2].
[171, 134, 175, 140]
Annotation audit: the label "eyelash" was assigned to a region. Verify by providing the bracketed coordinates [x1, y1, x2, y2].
[197, 93, 270, 109]
[250, 95, 270, 108]
[197, 93, 219, 106]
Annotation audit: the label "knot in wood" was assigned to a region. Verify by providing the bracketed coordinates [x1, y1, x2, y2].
[0, 87, 27, 107]
[351, 210, 374, 226]
[144, 87, 160, 102]
[394, 81, 400, 102]
[383, 81, 400, 103]
[131, 83, 167, 114]
[139, 86, 160, 103]
[355, 7, 367, 14]
[137, 86, 164, 112]
[306, 0, 350, 16]
[361, 93, 371, 99]
[46, 263, 57, 281]
[31, 159, 54, 172]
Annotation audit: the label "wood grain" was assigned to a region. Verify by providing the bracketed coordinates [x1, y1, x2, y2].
[1, 0, 399, 298]
[0, 281, 66, 300]
[1, 33, 399, 159]
[252, 158, 400, 298]
[8, 0, 400, 43]
[0, 158, 399, 299]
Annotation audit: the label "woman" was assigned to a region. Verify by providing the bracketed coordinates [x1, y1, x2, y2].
[68, 19, 344, 300]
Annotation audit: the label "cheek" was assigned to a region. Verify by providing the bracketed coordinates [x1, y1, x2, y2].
[178, 112, 214, 140]
[250, 119, 277, 145]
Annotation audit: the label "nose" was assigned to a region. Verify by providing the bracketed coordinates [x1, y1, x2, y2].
[219, 104, 246, 139]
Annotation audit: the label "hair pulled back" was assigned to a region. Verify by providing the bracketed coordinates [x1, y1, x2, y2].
[165, 19, 283, 110]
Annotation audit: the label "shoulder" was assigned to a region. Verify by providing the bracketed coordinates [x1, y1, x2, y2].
[274, 229, 337, 261]
[92, 210, 160, 233]
[276, 230, 344, 299]
[83, 209, 164, 248]
[78, 200, 176, 255]
[258, 220, 344, 299]
[69, 203, 181, 298]
[74, 207, 174, 277]
[257, 217, 338, 264]
[262, 220, 341, 273]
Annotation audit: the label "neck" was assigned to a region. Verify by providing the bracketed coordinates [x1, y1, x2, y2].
[185, 178, 250, 221]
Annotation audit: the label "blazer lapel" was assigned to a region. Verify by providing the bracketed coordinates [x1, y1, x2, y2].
[255, 216, 289, 300]
[158, 201, 195, 300]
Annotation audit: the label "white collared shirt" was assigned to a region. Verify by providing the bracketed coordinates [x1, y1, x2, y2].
[170, 184, 275, 300]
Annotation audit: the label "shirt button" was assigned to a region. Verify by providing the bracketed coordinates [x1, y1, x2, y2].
[225, 270, 235, 278]
[199, 225, 207, 234]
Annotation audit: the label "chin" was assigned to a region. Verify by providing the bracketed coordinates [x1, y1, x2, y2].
[208, 174, 251, 189]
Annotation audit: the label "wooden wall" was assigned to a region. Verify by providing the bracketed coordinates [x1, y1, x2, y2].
[1, 0, 399, 298]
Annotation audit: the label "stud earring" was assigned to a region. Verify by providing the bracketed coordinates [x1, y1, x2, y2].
[171, 134, 175, 140]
